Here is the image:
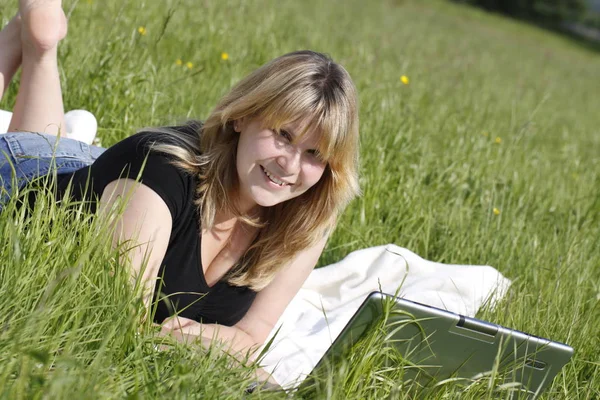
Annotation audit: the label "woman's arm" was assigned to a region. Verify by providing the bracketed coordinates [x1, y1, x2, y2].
[236, 235, 328, 346]
[99, 178, 172, 309]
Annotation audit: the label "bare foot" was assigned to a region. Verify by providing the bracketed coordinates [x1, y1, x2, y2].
[0, 13, 22, 51]
[0, 13, 23, 98]
[5, 12, 22, 32]
[19, 0, 67, 54]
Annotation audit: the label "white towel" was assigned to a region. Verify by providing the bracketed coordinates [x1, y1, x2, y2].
[260, 244, 512, 388]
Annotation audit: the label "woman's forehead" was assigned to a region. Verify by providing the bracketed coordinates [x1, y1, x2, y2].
[283, 116, 314, 135]
[260, 113, 316, 136]
[287, 117, 328, 145]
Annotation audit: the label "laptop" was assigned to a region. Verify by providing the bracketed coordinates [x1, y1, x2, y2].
[298, 291, 574, 398]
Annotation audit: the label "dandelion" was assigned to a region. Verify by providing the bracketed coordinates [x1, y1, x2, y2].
[495, 137, 502, 144]
[186, 61, 193, 70]
[221, 52, 229, 61]
[400, 75, 409, 85]
[87, 0, 93, 4]
[482, 131, 489, 137]
[493, 207, 501, 216]
[137, 26, 147, 36]
[175, 59, 183, 66]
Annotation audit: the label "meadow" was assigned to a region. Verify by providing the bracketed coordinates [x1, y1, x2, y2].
[0, 0, 598, 398]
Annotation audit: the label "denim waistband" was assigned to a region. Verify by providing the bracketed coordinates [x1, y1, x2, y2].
[0, 132, 106, 211]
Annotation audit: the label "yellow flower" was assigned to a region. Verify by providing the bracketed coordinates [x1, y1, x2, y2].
[482, 131, 489, 137]
[175, 59, 183, 66]
[400, 75, 409, 85]
[495, 137, 502, 144]
[137, 26, 147, 36]
[186, 61, 193, 69]
[221, 52, 229, 61]
[493, 207, 501, 216]
[87, 0, 93, 4]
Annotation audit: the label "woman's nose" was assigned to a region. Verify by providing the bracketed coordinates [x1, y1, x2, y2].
[278, 147, 302, 174]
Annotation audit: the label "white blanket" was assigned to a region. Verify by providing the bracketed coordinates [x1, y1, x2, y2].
[260, 244, 512, 388]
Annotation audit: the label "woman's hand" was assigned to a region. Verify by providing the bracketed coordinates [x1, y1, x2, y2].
[161, 315, 196, 332]
[158, 317, 282, 390]
[159, 316, 219, 348]
[159, 316, 262, 359]
[158, 316, 203, 345]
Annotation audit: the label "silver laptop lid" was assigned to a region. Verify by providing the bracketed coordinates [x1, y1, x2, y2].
[305, 291, 574, 398]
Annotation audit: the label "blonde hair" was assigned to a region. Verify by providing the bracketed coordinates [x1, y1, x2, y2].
[150, 50, 360, 290]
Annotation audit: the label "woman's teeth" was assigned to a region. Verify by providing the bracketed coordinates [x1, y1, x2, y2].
[262, 167, 286, 186]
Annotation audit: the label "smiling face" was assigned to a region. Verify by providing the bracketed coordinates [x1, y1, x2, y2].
[234, 116, 327, 211]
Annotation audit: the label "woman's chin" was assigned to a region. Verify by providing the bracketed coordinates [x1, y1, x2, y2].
[254, 197, 281, 208]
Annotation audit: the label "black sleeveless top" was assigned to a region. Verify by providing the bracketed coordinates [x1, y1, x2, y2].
[56, 125, 257, 326]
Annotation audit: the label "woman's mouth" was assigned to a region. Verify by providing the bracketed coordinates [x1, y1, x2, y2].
[261, 166, 289, 187]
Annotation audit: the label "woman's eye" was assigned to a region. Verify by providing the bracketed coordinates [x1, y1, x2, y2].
[280, 130, 293, 142]
[307, 149, 325, 162]
[276, 129, 293, 142]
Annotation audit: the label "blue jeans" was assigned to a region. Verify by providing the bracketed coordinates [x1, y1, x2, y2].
[0, 132, 106, 210]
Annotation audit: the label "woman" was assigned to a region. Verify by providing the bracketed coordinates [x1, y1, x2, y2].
[0, 0, 360, 363]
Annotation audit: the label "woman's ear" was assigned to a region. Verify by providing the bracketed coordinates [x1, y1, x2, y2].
[233, 117, 246, 133]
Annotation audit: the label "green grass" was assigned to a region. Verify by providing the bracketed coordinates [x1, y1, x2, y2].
[1, 0, 599, 398]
